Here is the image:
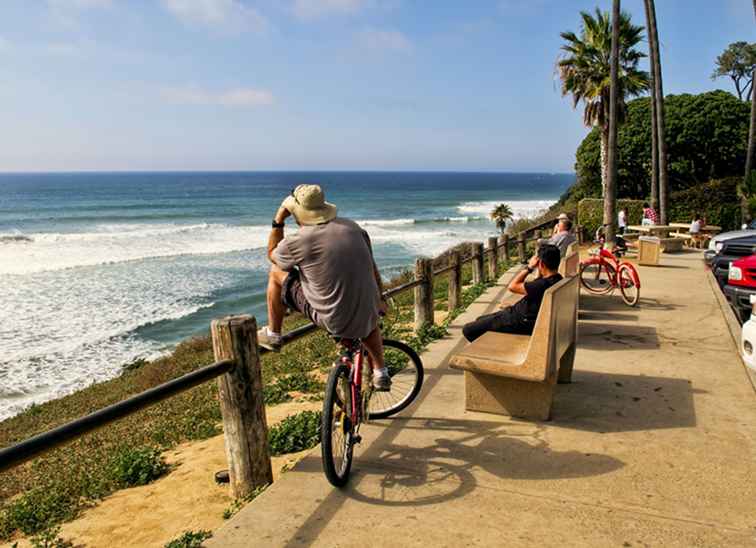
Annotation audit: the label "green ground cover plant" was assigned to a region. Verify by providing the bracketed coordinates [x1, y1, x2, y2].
[268, 410, 322, 456]
[164, 529, 212, 548]
[109, 446, 168, 488]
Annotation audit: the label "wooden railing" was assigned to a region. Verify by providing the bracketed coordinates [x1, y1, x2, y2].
[0, 218, 560, 497]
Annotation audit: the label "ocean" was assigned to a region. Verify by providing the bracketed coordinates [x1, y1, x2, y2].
[0, 171, 572, 420]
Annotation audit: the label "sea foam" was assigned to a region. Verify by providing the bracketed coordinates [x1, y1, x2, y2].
[0, 223, 270, 275]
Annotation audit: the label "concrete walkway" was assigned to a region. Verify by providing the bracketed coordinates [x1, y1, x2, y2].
[208, 251, 756, 548]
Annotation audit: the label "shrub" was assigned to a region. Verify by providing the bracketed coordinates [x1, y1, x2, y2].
[578, 199, 644, 237]
[109, 446, 168, 488]
[164, 530, 212, 548]
[268, 411, 321, 456]
[668, 178, 741, 231]
[568, 91, 751, 203]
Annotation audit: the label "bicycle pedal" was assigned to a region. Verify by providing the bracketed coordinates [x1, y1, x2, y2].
[351, 434, 362, 444]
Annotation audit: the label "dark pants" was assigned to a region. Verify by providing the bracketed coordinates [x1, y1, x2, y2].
[462, 307, 533, 342]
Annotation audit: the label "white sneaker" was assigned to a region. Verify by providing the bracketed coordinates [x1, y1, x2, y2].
[257, 327, 282, 352]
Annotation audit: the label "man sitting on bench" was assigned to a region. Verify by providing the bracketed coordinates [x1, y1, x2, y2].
[462, 244, 562, 342]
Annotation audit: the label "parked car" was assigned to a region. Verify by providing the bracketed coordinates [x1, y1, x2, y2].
[724, 255, 756, 323]
[706, 230, 756, 287]
[741, 294, 756, 372]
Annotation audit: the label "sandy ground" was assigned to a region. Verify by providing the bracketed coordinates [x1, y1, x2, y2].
[3, 400, 321, 548]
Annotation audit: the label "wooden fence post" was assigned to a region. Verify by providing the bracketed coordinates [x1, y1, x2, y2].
[501, 234, 510, 262]
[517, 232, 527, 263]
[414, 258, 434, 333]
[448, 251, 461, 312]
[471, 242, 484, 284]
[211, 315, 273, 499]
[487, 237, 498, 281]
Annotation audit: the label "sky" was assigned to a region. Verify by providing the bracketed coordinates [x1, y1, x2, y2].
[0, 0, 753, 173]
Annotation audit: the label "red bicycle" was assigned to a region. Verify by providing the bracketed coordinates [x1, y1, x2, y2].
[579, 247, 641, 306]
[321, 338, 423, 487]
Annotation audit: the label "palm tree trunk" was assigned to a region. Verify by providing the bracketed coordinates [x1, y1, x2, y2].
[644, 3, 659, 210]
[645, 0, 669, 224]
[600, 128, 609, 197]
[604, 0, 621, 245]
[746, 66, 756, 224]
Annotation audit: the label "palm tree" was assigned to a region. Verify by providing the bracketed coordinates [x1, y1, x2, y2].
[643, 0, 669, 224]
[558, 8, 650, 196]
[643, 3, 659, 210]
[490, 203, 514, 233]
[745, 0, 756, 223]
[605, 0, 621, 245]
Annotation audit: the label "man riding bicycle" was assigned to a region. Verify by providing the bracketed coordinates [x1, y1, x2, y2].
[257, 184, 392, 390]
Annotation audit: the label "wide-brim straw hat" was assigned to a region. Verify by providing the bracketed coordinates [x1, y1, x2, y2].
[281, 184, 337, 226]
[558, 212, 570, 220]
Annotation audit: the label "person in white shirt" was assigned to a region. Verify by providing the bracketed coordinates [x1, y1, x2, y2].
[690, 213, 704, 234]
[618, 208, 627, 234]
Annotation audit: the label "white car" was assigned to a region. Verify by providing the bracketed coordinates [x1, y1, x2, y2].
[741, 295, 756, 372]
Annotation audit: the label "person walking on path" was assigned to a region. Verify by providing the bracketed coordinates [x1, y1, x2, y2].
[258, 184, 391, 390]
[462, 245, 562, 342]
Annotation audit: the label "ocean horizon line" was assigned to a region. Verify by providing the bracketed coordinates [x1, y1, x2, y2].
[0, 169, 576, 177]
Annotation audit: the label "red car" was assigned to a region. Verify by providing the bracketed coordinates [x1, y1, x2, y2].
[724, 254, 756, 323]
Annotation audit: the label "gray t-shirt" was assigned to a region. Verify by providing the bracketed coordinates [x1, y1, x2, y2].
[272, 217, 381, 339]
[546, 231, 577, 257]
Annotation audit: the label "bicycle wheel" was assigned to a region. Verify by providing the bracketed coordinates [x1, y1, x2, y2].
[321, 363, 354, 487]
[579, 262, 615, 294]
[618, 264, 640, 306]
[368, 339, 424, 420]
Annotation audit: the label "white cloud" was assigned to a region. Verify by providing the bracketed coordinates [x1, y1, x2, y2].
[291, 0, 365, 20]
[356, 28, 412, 53]
[160, 0, 268, 32]
[160, 85, 275, 107]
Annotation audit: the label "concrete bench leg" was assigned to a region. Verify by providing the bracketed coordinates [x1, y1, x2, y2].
[464, 372, 553, 421]
[557, 343, 576, 384]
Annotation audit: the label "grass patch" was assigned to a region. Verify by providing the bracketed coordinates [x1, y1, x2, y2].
[268, 411, 321, 456]
[222, 484, 268, 520]
[164, 530, 212, 548]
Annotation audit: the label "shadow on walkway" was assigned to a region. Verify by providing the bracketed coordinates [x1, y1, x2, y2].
[553, 370, 698, 432]
[293, 416, 623, 510]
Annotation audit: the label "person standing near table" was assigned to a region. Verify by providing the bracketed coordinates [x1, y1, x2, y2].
[618, 208, 627, 234]
[642, 202, 658, 226]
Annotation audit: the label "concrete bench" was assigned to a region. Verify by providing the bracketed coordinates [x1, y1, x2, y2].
[559, 244, 579, 277]
[658, 237, 684, 253]
[450, 275, 579, 421]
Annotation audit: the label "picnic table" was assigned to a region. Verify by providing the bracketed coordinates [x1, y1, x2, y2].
[627, 224, 673, 238]
[669, 222, 722, 234]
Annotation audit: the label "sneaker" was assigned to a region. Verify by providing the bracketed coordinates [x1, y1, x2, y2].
[372, 372, 392, 392]
[257, 327, 282, 352]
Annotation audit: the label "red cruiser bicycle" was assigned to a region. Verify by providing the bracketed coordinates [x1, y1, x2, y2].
[321, 338, 423, 487]
[579, 246, 641, 306]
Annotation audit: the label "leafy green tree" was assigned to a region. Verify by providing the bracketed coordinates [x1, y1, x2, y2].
[489, 203, 513, 233]
[712, 41, 756, 101]
[558, 8, 649, 196]
[568, 91, 751, 201]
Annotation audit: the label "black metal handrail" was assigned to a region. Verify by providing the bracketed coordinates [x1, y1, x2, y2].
[0, 359, 234, 473]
